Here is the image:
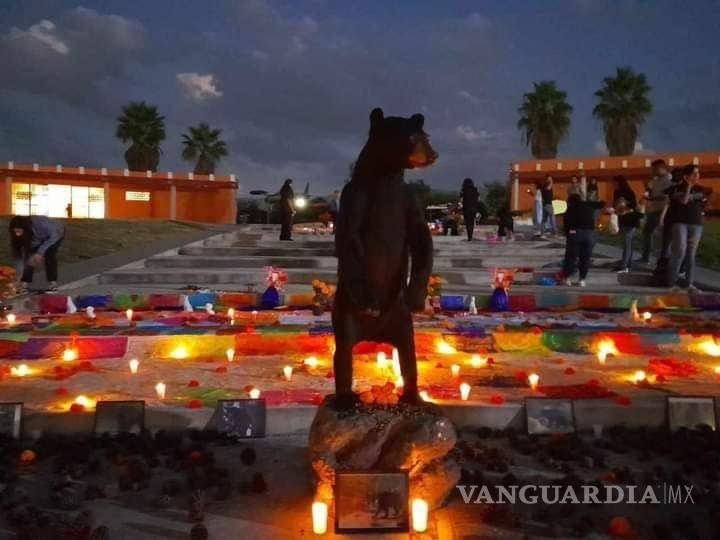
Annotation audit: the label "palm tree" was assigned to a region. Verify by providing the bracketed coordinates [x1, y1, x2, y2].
[181, 122, 229, 175]
[116, 102, 166, 171]
[593, 67, 652, 156]
[517, 81, 573, 159]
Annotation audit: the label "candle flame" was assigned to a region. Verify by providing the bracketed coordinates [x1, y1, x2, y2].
[155, 382, 166, 399]
[283, 365, 293, 381]
[528, 372, 540, 390]
[411, 498, 429, 533]
[129, 358, 139, 374]
[633, 370, 647, 383]
[450, 364, 461, 377]
[125, 308, 133, 321]
[11, 364, 30, 377]
[460, 382, 471, 401]
[6, 313, 16, 325]
[170, 345, 188, 359]
[470, 354, 487, 368]
[304, 356, 319, 368]
[376, 351, 388, 369]
[62, 347, 78, 362]
[226, 348, 235, 362]
[249, 387, 261, 399]
[435, 339, 457, 355]
[692, 337, 720, 357]
[596, 338, 618, 363]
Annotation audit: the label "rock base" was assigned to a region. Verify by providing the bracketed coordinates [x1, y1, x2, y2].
[308, 395, 460, 509]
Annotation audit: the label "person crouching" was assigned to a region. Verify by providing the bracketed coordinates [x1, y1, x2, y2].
[560, 194, 605, 287]
[9, 215, 65, 293]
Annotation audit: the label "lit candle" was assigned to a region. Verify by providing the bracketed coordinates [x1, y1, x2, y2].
[470, 354, 487, 368]
[436, 339, 457, 355]
[312, 501, 328, 535]
[419, 390, 431, 402]
[377, 351, 388, 369]
[6, 313, 16, 325]
[226, 348, 235, 362]
[11, 364, 30, 377]
[155, 382, 166, 399]
[450, 364, 461, 378]
[392, 348, 401, 377]
[642, 311, 652, 322]
[411, 498, 429, 532]
[596, 339, 618, 364]
[170, 345, 188, 359]
[460, 382, 471, 401]
[74, 395, 91, 408]
[85, 306, 96, 319]
[395, 376, 404, 388]
[283, 366, 293, 381]
[129, 358, 139, 374]
[528, 372, 540, 390]
[227, 308, 235, 322]
[633, 370, 646, 383]
[205, 303, 215, 315]
[62, 347, 78, 362]
[126, 308, 133, 321]
[249, 387, 261, 399]
[304, 356, 319, 368]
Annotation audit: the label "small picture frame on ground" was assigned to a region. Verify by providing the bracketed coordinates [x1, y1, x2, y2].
[667, 396, 717, 431]
[335, 470, 409, 533]
[206, 399, 266, 438]
[94, 400, 145, 435]
[0, 402, 22, 439]
[526, 398, 576, 435]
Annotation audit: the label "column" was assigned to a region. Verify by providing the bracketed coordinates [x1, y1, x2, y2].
[3, 177, 12, 215]
[512, 174, 519, 211]
[103, 182, 110, 219]
[169, 184, 177, 220]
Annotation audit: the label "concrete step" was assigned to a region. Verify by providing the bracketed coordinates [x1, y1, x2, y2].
[533, 268, 620, 285]
[146, 256, 335, 269]
[180, 246, 337, 257]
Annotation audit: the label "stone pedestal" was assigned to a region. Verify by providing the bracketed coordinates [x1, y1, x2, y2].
[308, 396, 460, 509]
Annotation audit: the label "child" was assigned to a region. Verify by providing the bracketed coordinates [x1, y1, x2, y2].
[614, 199, 645, 273]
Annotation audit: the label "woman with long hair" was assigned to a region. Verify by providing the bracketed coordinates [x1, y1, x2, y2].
[460, 177, 479, 241]
[9, 215, 65, 292]
[278, 178, 295, 241]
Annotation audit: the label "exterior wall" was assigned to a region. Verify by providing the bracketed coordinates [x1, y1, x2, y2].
[509, 150, 720, 212]
[0, 163, 238, 224]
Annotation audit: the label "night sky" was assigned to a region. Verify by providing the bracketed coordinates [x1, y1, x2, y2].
[1, 1, 719, 193]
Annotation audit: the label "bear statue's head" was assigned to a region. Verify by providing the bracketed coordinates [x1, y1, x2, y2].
[366, 107, 438, 171]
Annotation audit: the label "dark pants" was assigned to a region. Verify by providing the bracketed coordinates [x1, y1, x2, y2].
[641, 211, 662, 261]
[22, 237, 63, 284]
[619, 227, 636, 270]
[463, 210, 476, 240]
[562, 229, 594, 280]
[653, 221, 675, 286]
[279, 211, 293, 240]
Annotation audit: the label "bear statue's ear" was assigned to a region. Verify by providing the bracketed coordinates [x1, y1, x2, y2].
[410, 113, 425, 130]
[370, 108, 384, 127]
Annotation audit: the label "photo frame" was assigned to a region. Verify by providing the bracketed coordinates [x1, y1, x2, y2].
[206, 399, 266, 438]
[94, 400, 145, 435]
[525, 397, 576, 435]
[667, 396, 717, 431]
[0, 402, 23, 439]
[334, 470, 409, 534]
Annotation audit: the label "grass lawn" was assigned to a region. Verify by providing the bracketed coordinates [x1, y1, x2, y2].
[598, 218, 720, 271]
[0, 217, 212, 267]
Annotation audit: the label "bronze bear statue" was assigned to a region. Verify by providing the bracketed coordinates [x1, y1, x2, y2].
[332, 108, 438, 409]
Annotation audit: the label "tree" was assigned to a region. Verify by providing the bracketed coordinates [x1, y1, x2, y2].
[482, 182, 508, 216]
[593, 67, 652, 156]
[181, 122, 229, 175]
[517, 81, 573, 159]
[406, 179, 432, 209]
[116, 101, 166, 172]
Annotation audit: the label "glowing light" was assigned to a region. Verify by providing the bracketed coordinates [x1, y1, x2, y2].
[377, 351, 388, 369]
[411, 498, 429, 532]
[249, 387, 261, 399]
[155, 382, 166, 399]
[419, 390, 431, 402]
[294, 196, 307, 209]
[450, 364, 461, 378]
[205, 303, 215, 315]
[596, 338, 618, 364]
[11, 364, 30, 377]
[395, 376, 404, 388]
[312, 501, 328, 535]
[633, 370, 647, 383]
[304, 356, 319, 368]
[74, 395, 92, 408]
[528, 373, 540, 390]
[170, 345, 189, 360]
[470, 354, 487, 368]
[226, 348, 235, 362]
[125, 308, 133, 321]
[283, 365, 293, 381]
[642, 311, 652, 322]
[62, 347, 78, 362]
[6, 313, 16, 325]
[391, 348, 402, 378]
[460, 382, 471, 401]
[227, 308, 235, 322]
[695, 338, 720, 357]
[435, 339, 457, 355]
[86, 306, 96, 319]
[129, 358, 139, 374]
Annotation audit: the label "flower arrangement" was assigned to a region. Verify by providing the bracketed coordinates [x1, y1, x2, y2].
[311, 279, 333, 316]
[427, 274, 444, 298]
[265, 267, 288, 290]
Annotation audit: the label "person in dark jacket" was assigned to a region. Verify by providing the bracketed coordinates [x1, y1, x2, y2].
[613, 175, 637, 209]
[614, 199, 645, 273]
[653, 168, 684, 285]
[496, 201, 515, 240]
[460, 178, 480, 241]
[560, 194, 605, 287]
[278, 179, 295, 241]
[9, 215, 65, 292]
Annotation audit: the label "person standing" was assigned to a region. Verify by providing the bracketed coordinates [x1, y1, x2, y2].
[613, 175, 637, 209]
[532, 182, 544, 236]
[639, 159, 672, 264]
[540, 175, 556, 236]
[560, 194, 605, 287]
[586, 176, 600, 221]
[567, 176, 582, 198]
[9, 215, 65, 293]
[460, 178, 480, 241]
[666, 164, 712, 291]
[278, 178, 295, 241]
[614, 200, 645, 273]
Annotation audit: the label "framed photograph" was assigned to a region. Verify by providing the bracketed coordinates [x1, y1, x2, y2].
[667, 396, 717, 431]
[94, 400, 145, 435]
[206, 399, 266, 438]
[526, 398, 576, 435]
[0, 402, 23, 439]
[335, 470, 409, 534]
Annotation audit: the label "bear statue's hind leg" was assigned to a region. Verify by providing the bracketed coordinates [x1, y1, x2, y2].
[332, 311, 359, 410]
[393, 312, 420, 404]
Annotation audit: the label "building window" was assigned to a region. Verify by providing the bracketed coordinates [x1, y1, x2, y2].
[125, 191, 151, 201]
[11, 182, 105, 219]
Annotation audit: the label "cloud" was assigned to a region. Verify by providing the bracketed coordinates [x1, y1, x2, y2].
[177, 73, 223, 101]
[8, 19, 69, 55]
[455, 125, 496, 143]
[458, 90, 480, 105]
